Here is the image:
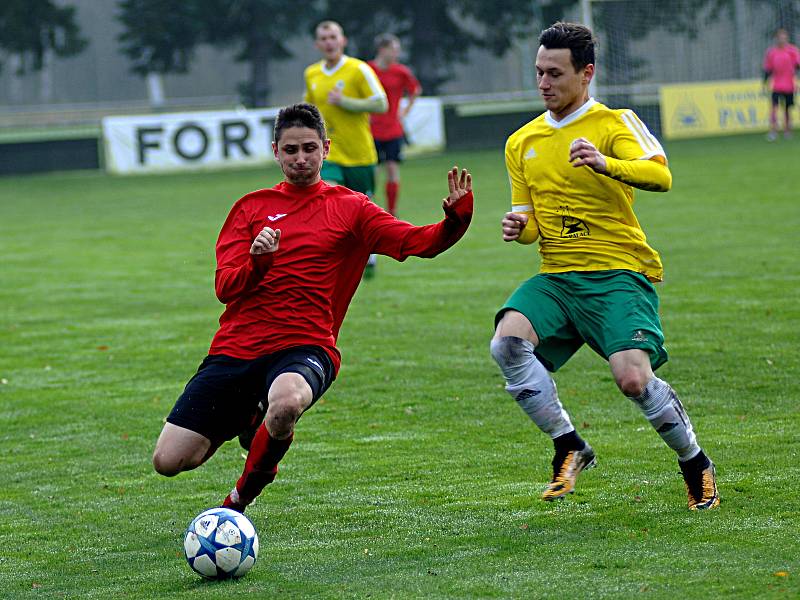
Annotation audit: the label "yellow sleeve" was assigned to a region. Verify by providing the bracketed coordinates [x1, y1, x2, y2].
[504, 137, 539, 244]
[612, 109, 667, 161]
[602, 109, 671, 192]
[354, 62, 387, 106]
[604, 156, 672, 192]
[338, 95, 388, 113]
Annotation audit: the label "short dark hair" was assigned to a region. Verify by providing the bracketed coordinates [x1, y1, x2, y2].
[375, 32, 399, 51]
[274, 103, 327, 143]
[539, 22, 595, 71]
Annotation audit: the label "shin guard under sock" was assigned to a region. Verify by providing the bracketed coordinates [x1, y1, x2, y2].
[630, 377, 700, 461]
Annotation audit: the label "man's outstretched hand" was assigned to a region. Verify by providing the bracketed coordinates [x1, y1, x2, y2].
[442, 167, 472, 209]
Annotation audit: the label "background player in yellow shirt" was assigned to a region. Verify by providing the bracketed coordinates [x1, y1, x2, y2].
[304, 21, 388, 276]
[490, 22, 719, 511]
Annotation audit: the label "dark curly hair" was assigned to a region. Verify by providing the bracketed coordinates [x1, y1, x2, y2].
[274, 103, 327, 143]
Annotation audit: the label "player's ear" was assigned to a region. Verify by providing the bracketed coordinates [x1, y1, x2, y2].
[583, 63, 595, 85]
[272, 141, 279, 159]
[322, 139, 331, 158]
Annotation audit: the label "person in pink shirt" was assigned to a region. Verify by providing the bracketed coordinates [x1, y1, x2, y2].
[763, 28, 800, 140]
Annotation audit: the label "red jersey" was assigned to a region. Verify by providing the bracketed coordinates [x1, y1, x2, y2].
[209, 180, 473, 373]
[368, 61, 421, 141]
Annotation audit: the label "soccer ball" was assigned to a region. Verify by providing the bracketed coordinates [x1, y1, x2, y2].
[183, 507, 259, 579]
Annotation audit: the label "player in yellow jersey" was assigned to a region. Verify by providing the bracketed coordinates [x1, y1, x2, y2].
[304, 21, 388, 276]
[489, 22, 719, 511]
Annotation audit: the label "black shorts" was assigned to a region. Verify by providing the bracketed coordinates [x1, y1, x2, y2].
[374, 137, 404, 163]
[166, 345, 335, 444]
[772, 91, 794, 107]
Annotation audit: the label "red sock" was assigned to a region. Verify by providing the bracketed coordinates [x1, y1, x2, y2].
[386, 181, 399, 216]
[223, 425, 293, 509]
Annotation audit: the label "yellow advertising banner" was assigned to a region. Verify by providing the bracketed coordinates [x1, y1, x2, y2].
[659, 79, 780, 139]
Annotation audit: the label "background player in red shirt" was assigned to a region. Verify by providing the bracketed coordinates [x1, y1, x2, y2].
[369, 33, 422, 217]
[151, 103, 473, 513]
[763, 27, 800, 141]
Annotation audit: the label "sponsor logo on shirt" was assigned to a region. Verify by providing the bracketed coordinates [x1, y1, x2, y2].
[558, 206, 590, 238]
[267, 214, 287, 222]
[561, 216, 590, 238]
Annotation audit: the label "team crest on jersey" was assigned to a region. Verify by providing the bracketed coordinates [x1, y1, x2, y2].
[561, 216, 589, 238]
[524, 147, 537, 159]
[558, 206, 589, 238]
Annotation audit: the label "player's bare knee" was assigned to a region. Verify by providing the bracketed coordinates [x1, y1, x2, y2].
[616, 370, 649, 398]
[152, 450, 184, 477]
[152, 445, 207, 476]
[265, 412, 296, 439]
[493, 310, 538, 345]
[265, 397, 303, 438]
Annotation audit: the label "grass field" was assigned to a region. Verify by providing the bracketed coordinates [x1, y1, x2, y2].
[1, 134, 798, 599]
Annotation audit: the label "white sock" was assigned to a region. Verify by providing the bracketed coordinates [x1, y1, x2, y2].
[490, 336, 574, 438]
[629, 377, 700, 461]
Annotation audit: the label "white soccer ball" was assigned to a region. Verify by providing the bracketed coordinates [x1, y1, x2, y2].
[183, 507, 259, 579]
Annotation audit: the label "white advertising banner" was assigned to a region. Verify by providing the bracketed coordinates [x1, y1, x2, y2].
[102, 99, 445, 175]
[403, 97, 445, 153]
[102, 108, 279, 174]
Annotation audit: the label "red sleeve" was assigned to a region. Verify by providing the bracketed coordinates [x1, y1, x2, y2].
[214, 200, 274, 304]
[404, 66, 421, 95]
[357, 191, 473, 260]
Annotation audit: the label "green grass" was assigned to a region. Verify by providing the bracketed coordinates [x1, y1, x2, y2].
[1, 134, 798, 599]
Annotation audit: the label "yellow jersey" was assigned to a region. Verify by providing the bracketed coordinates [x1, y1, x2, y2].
[505, 99, 670, 282]
[304, 56, 385, 166]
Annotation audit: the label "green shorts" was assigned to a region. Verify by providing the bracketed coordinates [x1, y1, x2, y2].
[321, 162, 375, 197]
[496, 270, 668, 372]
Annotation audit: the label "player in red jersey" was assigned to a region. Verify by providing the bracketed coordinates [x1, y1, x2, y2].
[368, 33, 422, 217]
[152, 103, 473, 513]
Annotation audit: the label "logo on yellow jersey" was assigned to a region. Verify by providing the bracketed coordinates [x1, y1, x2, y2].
[558, 207, 590, 238]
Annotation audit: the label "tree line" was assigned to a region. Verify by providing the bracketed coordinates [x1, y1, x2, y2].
[1, 0, 537, 106]
[2, 0, 796, 107]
